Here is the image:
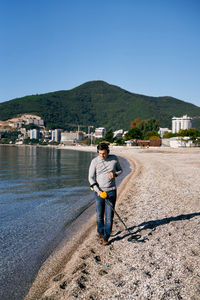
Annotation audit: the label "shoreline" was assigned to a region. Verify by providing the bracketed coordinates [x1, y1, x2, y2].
[26, 146, 200, 300]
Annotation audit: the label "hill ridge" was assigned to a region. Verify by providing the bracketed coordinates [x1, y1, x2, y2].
[0, 81, 200, 130]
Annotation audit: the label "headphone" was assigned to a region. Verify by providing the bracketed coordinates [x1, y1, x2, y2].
[97, 142, 110, 154]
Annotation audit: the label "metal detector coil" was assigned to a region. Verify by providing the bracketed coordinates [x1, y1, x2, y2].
[100, 191, 107, 199]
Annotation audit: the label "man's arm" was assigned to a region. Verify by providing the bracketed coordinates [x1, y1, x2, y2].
[108, 156, 123, 179]
[115, 156, 123, 177]
[88, 159, 100, 193]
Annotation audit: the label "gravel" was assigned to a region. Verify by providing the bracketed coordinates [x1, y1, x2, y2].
[27, 147, 200, 300]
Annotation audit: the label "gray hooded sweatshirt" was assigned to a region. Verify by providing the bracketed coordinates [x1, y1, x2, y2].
[88, 154, 123, 192]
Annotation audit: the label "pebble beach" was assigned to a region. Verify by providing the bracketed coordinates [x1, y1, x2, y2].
[25, 146, 200, 300]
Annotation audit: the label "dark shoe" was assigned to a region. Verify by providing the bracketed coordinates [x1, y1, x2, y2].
[97, 234, 103, 241]
[102, 238, 109, 246]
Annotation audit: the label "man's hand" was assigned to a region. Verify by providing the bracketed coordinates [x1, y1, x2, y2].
[108, 172, 115, 179]
[97, 190, 102, 196]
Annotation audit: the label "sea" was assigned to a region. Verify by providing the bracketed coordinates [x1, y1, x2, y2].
[0, 145, 129, 300]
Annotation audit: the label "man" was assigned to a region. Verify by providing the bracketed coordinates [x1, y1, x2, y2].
[88, 142, 123, 245]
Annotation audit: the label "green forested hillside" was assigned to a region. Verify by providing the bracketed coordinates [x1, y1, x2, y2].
[0, 81, 200, 130]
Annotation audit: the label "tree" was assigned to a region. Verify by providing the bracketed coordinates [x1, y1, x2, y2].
[144, 130, 160, 140]
[0, 130, 20, 143]
[163, 132, 178, 138]
[179, 128, 200, 138]
[129, 117, 160, 139]
[163, 128, 200, 139]
[23, 124, 40, 130]
[138, 118, 159, 137]
[130, 118, 142, 129]
[95, 137, 105, 145]
[114, 137, 125, 145]
[105, 129, 114, 143]
[124, 127, 143, 140]
[24, 138, 31, 144]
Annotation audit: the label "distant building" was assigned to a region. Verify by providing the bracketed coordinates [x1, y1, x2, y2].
[61, 131, 84, 144]
[172, 115, 192, 133]
[40, 129, 51, 140]
[125, 139, 137, 147]
[137, 139, 150, 148]
[29, 129, 40, 139]
[21, 114, 44, 126]
[94, 127, 106, 138]
[113, 129, 123, 138]
[123, 131, 128, 138]
[158, 128, 171, 138]
[0, 121, 12, 130]
[7, 114, 44, 128]
[162, 137, 196, 147]
[169, 137, 195, 148]
[20, 128, 28, 138]
[51, 129, 63, 142]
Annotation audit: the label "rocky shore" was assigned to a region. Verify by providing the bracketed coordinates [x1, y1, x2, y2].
[26, 147, 200, 300]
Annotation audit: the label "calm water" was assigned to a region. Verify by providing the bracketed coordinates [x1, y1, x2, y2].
[0, 146, 97, 300]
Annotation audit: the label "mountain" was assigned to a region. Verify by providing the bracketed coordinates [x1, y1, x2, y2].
[0, 80, 200, 130]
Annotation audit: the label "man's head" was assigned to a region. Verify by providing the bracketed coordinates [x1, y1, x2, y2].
[97, 143, 110, 160]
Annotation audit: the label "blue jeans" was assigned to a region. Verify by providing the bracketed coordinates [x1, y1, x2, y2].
[94, 190, 117, 240]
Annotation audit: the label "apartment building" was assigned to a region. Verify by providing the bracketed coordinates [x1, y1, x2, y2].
[61, 131, 84, 144]
[51, 129, 63, 142]
[94, 127, 106, 138]
[7, 114, 44, 128]
[172, 115, 192, 133]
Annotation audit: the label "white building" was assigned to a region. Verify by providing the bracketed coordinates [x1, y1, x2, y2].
[94, 127, 106, 138]
[162, 137, 195, 148]
[123, 131, 128, 138]
[61, 131, 84, 144]
[51, 129, 63, 142]
[172, 115, 192, 133]
[169, 137, 194, 148]
[158, 128, 171, 138]
[29, 129, 40, 139]
[113, 129, 123, 138]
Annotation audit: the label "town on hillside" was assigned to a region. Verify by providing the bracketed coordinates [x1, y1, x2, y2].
[0, 114, 200, 148]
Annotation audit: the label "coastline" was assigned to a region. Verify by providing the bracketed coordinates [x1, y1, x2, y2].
[26, 146, 200, 300]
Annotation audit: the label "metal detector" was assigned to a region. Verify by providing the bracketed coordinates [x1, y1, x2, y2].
[98, 191, 141, 242]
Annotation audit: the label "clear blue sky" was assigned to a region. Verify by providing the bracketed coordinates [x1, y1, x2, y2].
[0, 0, 200, 107]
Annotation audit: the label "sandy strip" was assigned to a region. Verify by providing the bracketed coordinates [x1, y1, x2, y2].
[25, 147, 200, 300]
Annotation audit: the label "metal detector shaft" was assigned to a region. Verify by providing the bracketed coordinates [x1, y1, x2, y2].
[104, 198, 131, 234]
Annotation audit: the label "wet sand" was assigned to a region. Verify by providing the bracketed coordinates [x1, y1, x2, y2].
[25, 146, 200, 300]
